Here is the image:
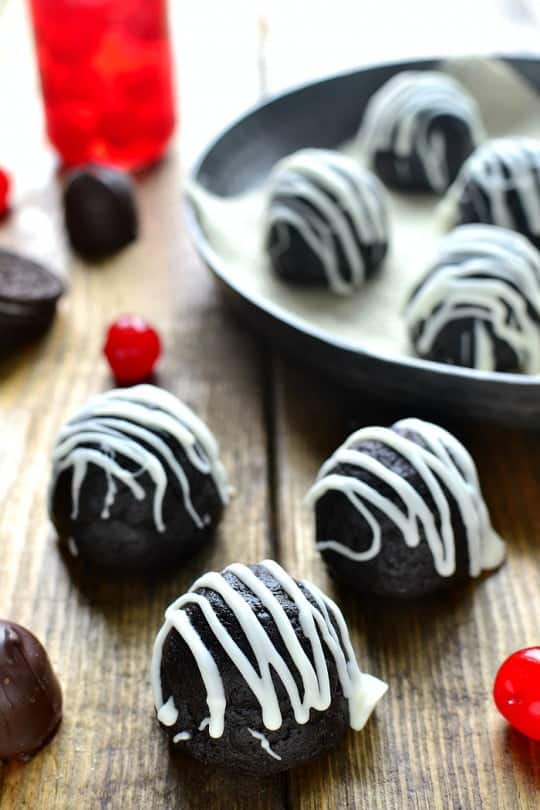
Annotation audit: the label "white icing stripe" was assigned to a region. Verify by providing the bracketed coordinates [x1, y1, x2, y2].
[266, 149, 388, 295]
[306, 418, 505, 578]
[173, 731, 192, 743]
[151, 560, 387, 739]
[49, 384, 229, 533]
[248, 728, 282, 761]
[360, 71, 485, 192]
[405, 225, 540, 373]
[453, 137, 540, 236]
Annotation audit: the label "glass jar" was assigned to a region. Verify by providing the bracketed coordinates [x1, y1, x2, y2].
[28, 0, 176, 170]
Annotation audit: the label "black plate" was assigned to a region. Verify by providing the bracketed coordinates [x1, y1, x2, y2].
[187, 56, 540, 427]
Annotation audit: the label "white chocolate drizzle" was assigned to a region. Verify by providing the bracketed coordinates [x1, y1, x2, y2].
[248, 728, 282, 761]
[49, 384, 230, 532]
[173, 731, 192, 743]
[405, 224, 540, 372]
[151, 560, 387, 740]
[360, 71, 485, 192]
[452, 136, 540, 237]
[265, 149, 389, 296]
[306, 418, 505, 577]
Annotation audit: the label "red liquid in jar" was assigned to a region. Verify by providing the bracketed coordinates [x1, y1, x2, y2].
[28, 0, 176, 170]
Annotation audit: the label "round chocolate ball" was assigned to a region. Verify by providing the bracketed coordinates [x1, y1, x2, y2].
[265, 149, 389, 295]
[49, 384, 229, 573]
[451, 137, 540, 249]
[406, 224, 540, 373]
[63, 164, 138, 260]
[360, 71, 484, 193]
[0, 620, 62, 761]
[152, 560, 387, 774]
[306, 418, 505, 599]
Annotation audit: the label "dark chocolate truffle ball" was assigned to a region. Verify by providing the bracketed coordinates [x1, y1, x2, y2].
[49, 384, 229, 573]
[265, 149, 389, 295]
[360, 71, 484, 193]
[451, 137, 540, 248]
[0, 620, 62, 761]
[152, 560, 387, 774]
[63, 164, 138, 260]
[306, 418, 505, 599]
[405, 225, 540, 373]
[0, 248, 65, 353]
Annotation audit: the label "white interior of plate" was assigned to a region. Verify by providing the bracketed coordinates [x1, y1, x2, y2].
[188, 58, 540, 375]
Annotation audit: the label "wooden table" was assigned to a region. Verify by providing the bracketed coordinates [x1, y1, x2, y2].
[1, 3, 540, 808]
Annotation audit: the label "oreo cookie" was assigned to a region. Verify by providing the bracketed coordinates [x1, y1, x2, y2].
[0, 249, 65, 353]
[63, 164, 138, 261]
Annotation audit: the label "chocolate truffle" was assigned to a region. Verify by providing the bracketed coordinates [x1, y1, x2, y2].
[0, 620, 62, 761]
[360, 71, 484, 193]
[306, 418, 505, 599]
[152, 560, 387, 774]
[49, 384, 229, 573]
[450, 137, 540, 249]
[264, 149, 389, 295]
[0, 248, 65, 353]
[405, 225, 540, 373]
[63, 164, 138, 260]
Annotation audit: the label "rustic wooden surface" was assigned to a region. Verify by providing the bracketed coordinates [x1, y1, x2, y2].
[1, 2, 540, 808]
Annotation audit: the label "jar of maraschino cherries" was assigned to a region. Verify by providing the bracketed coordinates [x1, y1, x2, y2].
[28, 0, 176, 170]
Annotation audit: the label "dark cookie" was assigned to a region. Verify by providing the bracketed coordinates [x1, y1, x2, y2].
[307, 418, 505, 599]
[406, 225, 540, 373]
[152, 560, 386, 774]
[63, 164, 138, 260]
[49, 384, 229, 573]
[452, 137, 540, 249]
[265, 149, 389, 296]
[0, 249, 65, 352]
[0, 620, 62, 761]
[361, 71, 484, 193]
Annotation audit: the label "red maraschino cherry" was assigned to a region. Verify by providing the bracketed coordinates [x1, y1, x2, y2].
[104, 314, 161, 384]
[493, 647, 540, 741]
[0, 168, 12, 218]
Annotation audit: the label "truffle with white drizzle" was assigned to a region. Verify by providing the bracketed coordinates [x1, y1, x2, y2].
[360, 71, 484, 193]
[152, 559, 387, 773]
[405, 225, 540, 373]
[306, 418, 505, 599]
[264, 149, 389, 296]
[49, 384, 229, 572]
[449, 137, 540, 249]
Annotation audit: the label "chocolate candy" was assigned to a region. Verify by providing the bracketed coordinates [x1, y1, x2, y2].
[63, 164, 138, 260]
[306, 418, 506, 599]
[0, 620, 62, 761]
[0, 248, 65, 353]
[152, 560, 387, 773]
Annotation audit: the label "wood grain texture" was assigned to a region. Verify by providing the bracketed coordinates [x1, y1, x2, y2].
[270, 356, 540, 810]
[0, 4, 283, 809]
[262, 9, 540, 808]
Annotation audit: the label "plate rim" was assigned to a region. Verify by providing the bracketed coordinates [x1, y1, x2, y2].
[187, 52, 540, 392]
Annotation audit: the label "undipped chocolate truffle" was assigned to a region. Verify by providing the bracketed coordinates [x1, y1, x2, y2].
[0, 620, 62, 761]
[306, 418, 506, 599]
[63, 164, 138, 260]
[49, 384, 229, 572]
[152, 560, 387, 774]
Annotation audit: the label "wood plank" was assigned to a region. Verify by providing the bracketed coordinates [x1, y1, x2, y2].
[0, 4, 285, 809]
[270, 356, 540, 810]
[261, 8, 540, 806]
